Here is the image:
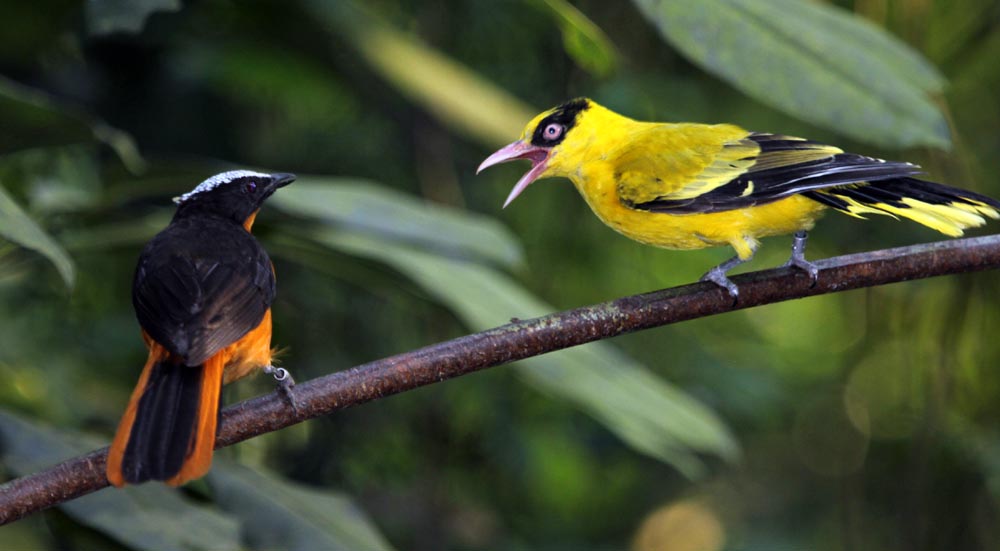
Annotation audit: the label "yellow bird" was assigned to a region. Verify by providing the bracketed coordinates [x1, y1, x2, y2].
[478, 98, 1000, 297]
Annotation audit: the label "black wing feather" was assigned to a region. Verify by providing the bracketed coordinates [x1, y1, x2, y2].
[133, 216, 275, 365]
[633, 133, 923, 214]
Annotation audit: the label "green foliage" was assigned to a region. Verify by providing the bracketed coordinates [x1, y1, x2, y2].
[307, 1, 536, 147]
[273, 179, 524, 268]
[85, 0, 182, 35]
[0, 411, 393, 551]
[538, 0, 618, 78]
[0, 412, 241, 551]
[632, 0, 949, 148]
[208, 463, 396, 551]
[316, 230, 738, 475]
[0, 184, 74, 287]
[276, 179, 737, 475]
[3, 0, 1000, 549]
[0, 77, 145, 171]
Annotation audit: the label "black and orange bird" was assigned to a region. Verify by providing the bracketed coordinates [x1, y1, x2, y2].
[106, 170, 294, 487]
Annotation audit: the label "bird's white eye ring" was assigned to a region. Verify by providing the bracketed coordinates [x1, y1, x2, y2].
[544, 123, 564, 140]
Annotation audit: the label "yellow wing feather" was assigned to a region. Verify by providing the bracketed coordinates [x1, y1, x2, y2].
[613, 124, 755, 204]
[611, 128, 845, 206]
[745, 136, 842, 171]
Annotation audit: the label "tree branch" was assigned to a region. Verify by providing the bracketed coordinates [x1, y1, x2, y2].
[3, 234, 1000, 524]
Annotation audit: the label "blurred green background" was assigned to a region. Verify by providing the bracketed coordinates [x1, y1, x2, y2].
[2, 0, 1000, 549]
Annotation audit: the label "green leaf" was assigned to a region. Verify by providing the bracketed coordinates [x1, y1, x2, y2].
[0, 76, 146, 172]
[305, 0, 535, 147]
[194, 44, 357, 129]
[271, 178, 524, 268]
[632, 0, 949, 148]
[540, 0, 618, 78]
[15, 147, 103, 214]
[0, 410, 241, 551]
[272, 177, 735, 474]
[85, 0, 182, 35]
[0, 518, 47, 551]
[208, 462, 395, 551]
[314, 230, 739, 477]
[924, 0, 996, 65]
[0, 78, 89, 155]
[0, 184, 75, 287]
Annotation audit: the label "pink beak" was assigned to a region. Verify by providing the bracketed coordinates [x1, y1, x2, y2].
[477, 140, 551, 208]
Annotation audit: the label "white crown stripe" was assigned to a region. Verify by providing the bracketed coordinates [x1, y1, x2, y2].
[173, 170, 271, 204]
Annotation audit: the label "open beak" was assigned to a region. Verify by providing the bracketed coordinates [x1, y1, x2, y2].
[477, 140, 551, 208]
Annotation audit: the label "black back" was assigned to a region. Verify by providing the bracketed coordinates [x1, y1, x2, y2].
[132, 215, 276, 365]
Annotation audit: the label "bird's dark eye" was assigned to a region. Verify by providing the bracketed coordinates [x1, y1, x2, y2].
[244, 182, 257, 194]
[543, 123, 564, 141]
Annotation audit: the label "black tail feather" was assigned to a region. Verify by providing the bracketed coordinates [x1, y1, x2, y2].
[805, 177, 1000, 212]
[122, 361, 203, 484]
[804, 177, 1000, 235]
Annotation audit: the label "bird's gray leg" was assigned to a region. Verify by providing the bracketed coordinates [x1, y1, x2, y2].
[782, 230, 819, 285]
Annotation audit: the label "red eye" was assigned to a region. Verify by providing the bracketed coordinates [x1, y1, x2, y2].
[544, 123, 564, 140]
[244, 182, 257, 193]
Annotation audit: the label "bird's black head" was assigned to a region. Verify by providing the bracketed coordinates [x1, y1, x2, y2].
[173, 171, 295, 225]
[529, 97, 590, 147]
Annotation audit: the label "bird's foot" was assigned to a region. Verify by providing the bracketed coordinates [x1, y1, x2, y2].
[264, 365, 299, 414]
[699, 268, 740, 301]
[699, 253, 751, 303]
[782, 231, 819, 286]
[782, 256, 819, 285]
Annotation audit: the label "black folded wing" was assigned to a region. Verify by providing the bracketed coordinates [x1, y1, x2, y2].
[631, 133, 923, 214]
[132, 217, 275, 365]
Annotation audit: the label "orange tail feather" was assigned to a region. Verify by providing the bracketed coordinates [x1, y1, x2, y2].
[106, 347, 225, 487]
[165, 355, 223, 486]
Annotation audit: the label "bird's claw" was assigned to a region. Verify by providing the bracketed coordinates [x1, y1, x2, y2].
[699, 253, 751, 304]
[264, 365, 300, 414]
[782, 257, 819, 286]
[700, 269, 740, 302]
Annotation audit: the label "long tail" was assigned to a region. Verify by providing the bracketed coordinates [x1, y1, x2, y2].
[804, 177, 1000, 236]
[106, 344, 224, 487]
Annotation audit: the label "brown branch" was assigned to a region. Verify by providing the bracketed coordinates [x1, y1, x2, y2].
[3, 234, 1000, 524]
